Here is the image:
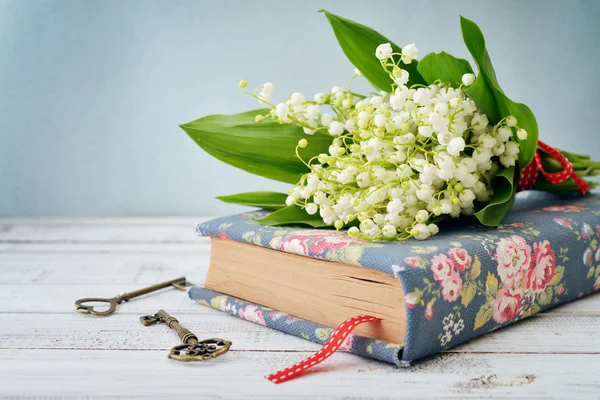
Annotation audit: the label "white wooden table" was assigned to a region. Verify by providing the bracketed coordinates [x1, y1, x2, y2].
[1, 218, 599, 399]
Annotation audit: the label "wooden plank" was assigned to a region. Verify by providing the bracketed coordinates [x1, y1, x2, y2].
[2, 310, 600, 354]
[1, 276, 598, 313]
[0, 350, 598, 398]
[0, 218, 209, 243]
[0, 284, 206, 314]
[0, 242, 209, 253]
[0, 252, 209, 284]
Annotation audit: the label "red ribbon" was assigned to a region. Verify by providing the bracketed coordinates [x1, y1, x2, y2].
[517, 140, 589, 195]
[265, 315, 381, 384]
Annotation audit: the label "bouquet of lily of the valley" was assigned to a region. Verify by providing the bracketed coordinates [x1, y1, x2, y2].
[181, 10, 599, 241]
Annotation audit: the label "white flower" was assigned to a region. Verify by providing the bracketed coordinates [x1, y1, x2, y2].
[479, 134, 496, 148]
[375, 43, 393, 60]
[290, 92, 304, 106]
[500, 155, 515, 167]
[382, 224, 396, 238]
[418, 126, 434, 138]
[428, 223, 439, 235]
[374, 114, 387, 127]
[412, 223, 430, 240]
[314, 93, 326, 104]
[401, 43, 418, 63]
[305, 105, 320, 119]
[258, 45, 523, 241]
[258, 91, 271, 102]
[496, 126, 512, 142]
[354, 68, 362, 76]
[262, 82, 275, 93]
[395, 69, 410, 86]
[370, 95, 383, 108]
[413, 88, 431, 105]
[321, 113, 333, 126]
[505, 141, 520, 156]
[415, 210, 429, 223]
[328, 121, 344, 136]
[447, 137, 465, 156]
[275, 103, 288, 119]
[387, 198, 404, 214]
[461, 73, 476, 86]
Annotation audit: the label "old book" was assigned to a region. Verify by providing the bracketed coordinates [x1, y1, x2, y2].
[190, 192, 600, 365]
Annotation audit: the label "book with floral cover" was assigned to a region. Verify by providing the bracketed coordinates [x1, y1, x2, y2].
[189, 191, 600, 365]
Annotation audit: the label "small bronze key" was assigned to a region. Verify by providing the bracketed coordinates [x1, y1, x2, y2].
[141, 310, 232, 362]
[75, 277, 192, 316]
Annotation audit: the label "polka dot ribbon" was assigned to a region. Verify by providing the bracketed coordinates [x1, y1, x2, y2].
[265, 315, 381, 384]
[517, 140, 589, 195]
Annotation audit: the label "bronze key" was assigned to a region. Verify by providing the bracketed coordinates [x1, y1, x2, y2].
[141, 310, 232, 362]
[75, 277, 192, 316]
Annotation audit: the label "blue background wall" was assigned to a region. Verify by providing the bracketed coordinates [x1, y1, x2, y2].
[1, 0, 599, 216]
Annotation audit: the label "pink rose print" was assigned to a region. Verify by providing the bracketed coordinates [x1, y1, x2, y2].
[404, 292, 419, 308]
[543, 205, 584, 212]
[583, 248, 593, 266]
[594, 276, 600, 291]
[448, 248, 472, 271]
[557, 285, 565, 295]
[280, 231, 363, 257]
[441, 270, 462, 302]
[425, 303, 434, 320]
[492, 287, 524, 323]
[404, 257, 421, 268]
[526, 240, 556, 293]
[431, 254, 455, 282]
[280, 235, 309, 256]
[217, 232, 231, 240]
[308, 232, 362, 255]
[553, 218, 570, 227]
[238, 304, 266, 326]
[496, 235, 532, 288]
[339, 334, 354, 352]
[581, 223, 593, 240]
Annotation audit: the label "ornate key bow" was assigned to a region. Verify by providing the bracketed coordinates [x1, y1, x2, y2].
[140, 310, 232, 362]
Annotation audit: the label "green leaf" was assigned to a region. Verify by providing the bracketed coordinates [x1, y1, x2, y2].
[537, 286, 554, 306]
[319, 10, 426, 91]
[417, 51, 473, 87]
[469, 255, 481, 280]
[216, 191, 287, 210]
[587, 267, 595, 279]
[533, 178, 599, 194]
[180, 109, 331, 184]
[548, 265, 565, 286]
[460, 16, 539, 166]
[255, 204, 330, 228]
[474, 166, 516, 227]
[473, 302, 493, 330]
[485, 272, 499, 298]
[461, 281, 477, 307]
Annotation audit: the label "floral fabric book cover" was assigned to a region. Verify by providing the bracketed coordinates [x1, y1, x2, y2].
[190, 191, 600, 364]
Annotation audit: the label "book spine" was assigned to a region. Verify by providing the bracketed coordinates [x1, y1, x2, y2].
[189, 286, 404, 365]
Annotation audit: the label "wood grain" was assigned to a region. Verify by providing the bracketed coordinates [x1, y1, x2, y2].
[1, 218, 599, 399]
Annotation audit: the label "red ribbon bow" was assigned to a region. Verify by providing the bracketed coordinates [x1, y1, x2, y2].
[517, 140, 589, 195]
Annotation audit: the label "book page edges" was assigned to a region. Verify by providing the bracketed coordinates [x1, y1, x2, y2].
[205, 238, 406, 344]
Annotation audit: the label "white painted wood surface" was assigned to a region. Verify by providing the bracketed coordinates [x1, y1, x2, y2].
[1, 218, 599, 399]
